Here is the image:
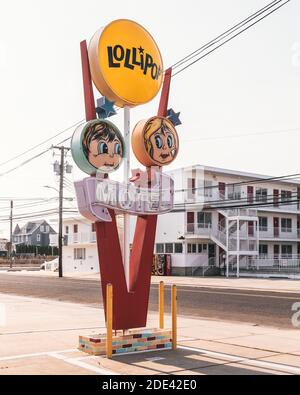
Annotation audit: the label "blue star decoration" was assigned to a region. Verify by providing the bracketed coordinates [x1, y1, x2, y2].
[167, 108, 182, 127]
[96, 97, 117, 119]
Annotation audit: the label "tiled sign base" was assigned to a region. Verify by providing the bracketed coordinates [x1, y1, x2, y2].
[79, 328, 172, 356]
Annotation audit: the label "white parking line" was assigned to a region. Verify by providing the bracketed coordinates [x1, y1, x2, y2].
[0, 348, 77, 362]
[0, 348, 118, 375]
[178, 345, 300, 375]
[48, 352, 118, 375]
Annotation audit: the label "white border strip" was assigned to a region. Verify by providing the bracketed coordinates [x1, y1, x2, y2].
[49, 353, 118, 375]
[178, 345, 300, 375]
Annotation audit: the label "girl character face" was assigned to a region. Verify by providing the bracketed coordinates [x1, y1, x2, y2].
[145, 117, 179, 166]
[82, 120, 124, 173]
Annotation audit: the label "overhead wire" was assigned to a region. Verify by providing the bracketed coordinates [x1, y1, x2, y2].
[171, 0, 280, 71]
[172, 0, 291, 77]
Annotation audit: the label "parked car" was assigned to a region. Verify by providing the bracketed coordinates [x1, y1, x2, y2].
[40, 258, 58, 272]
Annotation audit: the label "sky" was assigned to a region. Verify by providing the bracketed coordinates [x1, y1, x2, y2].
[0, 0, 299, 237]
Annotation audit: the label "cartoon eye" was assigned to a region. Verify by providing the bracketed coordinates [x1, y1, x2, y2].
[114, 143, 121, 155]
[167, 135, 174, 148]
[155, 135, 163, 149]
[98, 142, 108, 154]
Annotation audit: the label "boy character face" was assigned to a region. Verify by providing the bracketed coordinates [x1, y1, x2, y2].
[145, 117, 179, 166]
[83, 120, 124, 173]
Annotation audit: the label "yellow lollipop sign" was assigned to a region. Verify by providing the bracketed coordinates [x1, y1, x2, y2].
[88, 19, 164, 108]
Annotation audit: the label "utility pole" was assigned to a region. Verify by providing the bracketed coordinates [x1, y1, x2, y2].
[9, 200, 13, 262]
[52, 146, 70, 278]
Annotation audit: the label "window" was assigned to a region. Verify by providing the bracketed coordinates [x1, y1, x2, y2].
[74, 248, 86, 260]
[203, 244, 207, 251]
[281, 190, 292, 203]
[273, 189, 279, 207]
[282, 245, 292, 257]
[228, 185, 241, 200]
[165, 243, 174, 254]
[256, 188, 268, 202]
[197, 212, 212, 228]
[174, 243, 183, 253]
[156, 244, 164, 254]
[40, 225, 44, 232]
[204, 180, 213, 198]
[74, 224, 78, 234]
[46, 226, 50, 233]
[65, 226, 69, 234]
[37, 234, 41, 242]
[187, 244, 197, 254]
[281, 218, 292, 233]
[92, 223, 96, 233]
[259, 217, 268, 232]
[259, 244, 268, 256]
[187, 178, 196, 199]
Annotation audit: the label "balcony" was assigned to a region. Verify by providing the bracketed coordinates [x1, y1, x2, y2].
[225, 209, 258, 218]
[65, 232, 96, 245]
[259, 227, 299, 240]
[228, 239, 258, 253]
[186, 223, 212, 236]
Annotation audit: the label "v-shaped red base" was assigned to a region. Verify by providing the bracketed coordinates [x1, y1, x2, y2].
[96, 210, 157, 330]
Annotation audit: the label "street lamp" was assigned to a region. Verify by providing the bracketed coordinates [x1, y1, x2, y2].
[44, 185, 59, 194]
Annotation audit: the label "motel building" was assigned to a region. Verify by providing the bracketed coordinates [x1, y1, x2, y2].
[60, 165, 300, 278]
[60, 216, 124, 274]
[153, 165, 300, 278]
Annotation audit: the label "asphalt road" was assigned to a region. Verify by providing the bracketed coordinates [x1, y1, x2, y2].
[0, 273, 299, 329]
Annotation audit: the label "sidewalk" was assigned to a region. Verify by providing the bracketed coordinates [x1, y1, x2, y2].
[0, 293, 300, 375]
[2, 270, 300, 294]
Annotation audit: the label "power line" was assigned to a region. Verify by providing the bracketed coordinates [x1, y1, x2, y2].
[171, 0, 280, 71]
[0, 120, 84, 168]
[0, 210, 79, 223]
[175, 191, 299, 208]
[172, 197, 300, 212]
[173, 0, 291, 77]
[182, 126, 300, 143]
[0, 198, 59, 213]
[173, 171, 300, 194]
[0, 149, 50, 178]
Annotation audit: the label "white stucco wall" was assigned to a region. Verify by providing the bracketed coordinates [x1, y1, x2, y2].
[63, 244, 99, 274]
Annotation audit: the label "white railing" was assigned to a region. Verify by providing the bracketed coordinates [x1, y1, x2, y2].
[259, 227, 299, 240]
[242, 256, 300, 272]
[186, 223, 212, 235]
[214, 227, 227, 247]
[66, 232, 96, 245]
[225, 209, 258, 218]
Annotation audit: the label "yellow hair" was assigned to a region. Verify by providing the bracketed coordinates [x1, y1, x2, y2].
[144, 117, 174, 157]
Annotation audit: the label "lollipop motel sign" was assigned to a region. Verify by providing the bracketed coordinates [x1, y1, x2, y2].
[88, 19, 164, 107]
[72, 19, 180, 330]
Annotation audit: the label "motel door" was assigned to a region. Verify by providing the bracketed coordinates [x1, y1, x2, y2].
[187, 212, 195, 233]
[274, 217, 279, 237]
[274, 245, 280, 259]
[248, 221, 254, 237]
[208, 244, 216, 266]
[273, 189, 279, 206]
[247, 186, 254, 203]
[218, 183, 226, 199]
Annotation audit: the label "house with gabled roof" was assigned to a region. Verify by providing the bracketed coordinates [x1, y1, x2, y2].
[13, 220, 57, 247]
